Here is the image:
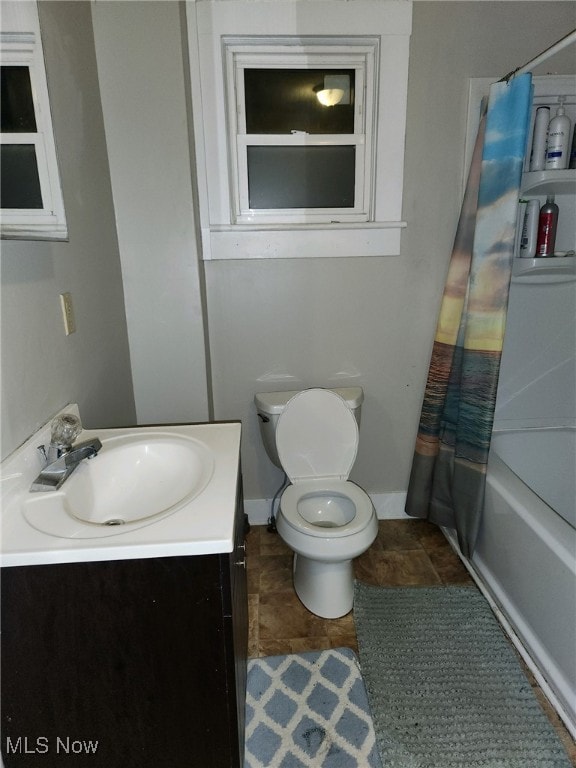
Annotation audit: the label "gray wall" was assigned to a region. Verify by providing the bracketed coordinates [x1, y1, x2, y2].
[1, 1, 574, 502]
[91, 1, 211, 426]
[0, 2, 136, 459]
[205, 2, 576, 502]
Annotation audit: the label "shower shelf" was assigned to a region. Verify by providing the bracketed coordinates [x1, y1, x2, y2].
[521, 169, 576, 196]
[512, 255, 576, 283]
[518, 167, 575, 269]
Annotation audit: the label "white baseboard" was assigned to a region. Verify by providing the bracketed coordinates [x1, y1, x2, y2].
[372, 491, 409, 520]
[244, 491, 409, 526]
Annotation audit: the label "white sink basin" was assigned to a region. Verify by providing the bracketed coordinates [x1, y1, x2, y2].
[22, 432, 214, 539]
[1, 407, 242, 566]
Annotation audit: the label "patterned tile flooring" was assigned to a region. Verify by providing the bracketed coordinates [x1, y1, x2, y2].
[246, 519, 576, 765]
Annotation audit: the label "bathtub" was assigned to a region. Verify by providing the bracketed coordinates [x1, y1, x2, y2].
[446, 426, 576, 738]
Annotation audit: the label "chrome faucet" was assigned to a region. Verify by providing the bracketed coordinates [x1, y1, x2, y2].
[30, 413, 102, 492]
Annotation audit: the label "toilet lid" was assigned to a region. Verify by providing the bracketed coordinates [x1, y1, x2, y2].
[276, 389, 359, 483]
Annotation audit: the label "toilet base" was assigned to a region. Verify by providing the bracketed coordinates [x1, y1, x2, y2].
[293, 553, 354, 619]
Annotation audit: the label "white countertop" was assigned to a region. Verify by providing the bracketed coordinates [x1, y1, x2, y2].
[1, 407, 242, 567]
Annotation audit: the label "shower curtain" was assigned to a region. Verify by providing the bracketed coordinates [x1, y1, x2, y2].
[406, 74, 532, 558]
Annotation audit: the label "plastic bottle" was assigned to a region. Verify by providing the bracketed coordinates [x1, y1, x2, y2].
[569, 126, 576, 170]
[519, 199, 539, 258]
[529, 106, 549, 171]
[545, 98, 571, 170]
[535, 195, 559, 257]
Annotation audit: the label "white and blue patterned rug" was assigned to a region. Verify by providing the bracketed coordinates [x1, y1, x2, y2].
[244, 647, 383, 768]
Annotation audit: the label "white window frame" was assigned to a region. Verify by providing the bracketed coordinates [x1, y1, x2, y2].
[186, 0, 412, 260]
[225, 40, 376, 225]
[1, 2, 67, 241]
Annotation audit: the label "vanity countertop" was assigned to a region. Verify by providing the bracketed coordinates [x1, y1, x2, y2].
[1, 407, 242, 568]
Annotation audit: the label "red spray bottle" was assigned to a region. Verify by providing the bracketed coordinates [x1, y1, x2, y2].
[535, 195, 559, 257]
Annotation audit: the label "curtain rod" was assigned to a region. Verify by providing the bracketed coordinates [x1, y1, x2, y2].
[500, 28, 576, 82]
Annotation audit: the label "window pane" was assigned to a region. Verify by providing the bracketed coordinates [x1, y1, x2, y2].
[1, 145, 43, 208]
[247, 145, 355, 208]
[244, 69, 354, 134]
[1, 66, 37, 132]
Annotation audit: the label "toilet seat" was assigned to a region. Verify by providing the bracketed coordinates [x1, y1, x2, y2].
[276, 389, 373, 538]
[280, 479, 374, 539]
[276, 388, 359, 482]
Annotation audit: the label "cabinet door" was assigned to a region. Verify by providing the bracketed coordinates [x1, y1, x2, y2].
[1, 554, 244, 768]
[218, 481, 249, 766]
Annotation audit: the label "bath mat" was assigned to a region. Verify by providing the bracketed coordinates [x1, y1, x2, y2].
[354, 583, 572, 768]
[244, 646, 383, 768]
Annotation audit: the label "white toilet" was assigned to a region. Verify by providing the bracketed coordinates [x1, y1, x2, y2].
[254, 387, 378, 619]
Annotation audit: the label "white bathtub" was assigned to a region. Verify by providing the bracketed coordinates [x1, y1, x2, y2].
[490, 427, 575, 528]
[447, 426, 576, 738]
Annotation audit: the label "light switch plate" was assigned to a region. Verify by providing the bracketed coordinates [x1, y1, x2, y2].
[59, 292, 76, 335]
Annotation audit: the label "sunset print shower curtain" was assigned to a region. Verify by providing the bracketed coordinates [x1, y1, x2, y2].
[406, 74, 532, 558]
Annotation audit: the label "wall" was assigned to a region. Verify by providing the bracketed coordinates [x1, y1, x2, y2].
[2, 1, 574, 503]
[495, 75, 576, 432]
[91, 1, 211, 426]
[204, 2, 576, 504]
[0, 1, 136, 459]
[496, 277, 576, 428]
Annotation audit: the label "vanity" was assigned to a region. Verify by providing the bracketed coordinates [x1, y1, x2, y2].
[0, 410, 247, 768]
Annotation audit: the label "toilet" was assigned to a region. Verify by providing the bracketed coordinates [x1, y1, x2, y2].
[254, 387, 378, 619]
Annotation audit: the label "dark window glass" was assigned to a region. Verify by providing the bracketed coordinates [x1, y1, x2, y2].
[1, 145, 43, 208]
[247, 146, 355, 209]
[244, 69, 354, 134]
[1, 66, 37, 132]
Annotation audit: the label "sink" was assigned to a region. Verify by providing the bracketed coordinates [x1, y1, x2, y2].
[1, 407, 242, 566]
[22, 432, 214, 539]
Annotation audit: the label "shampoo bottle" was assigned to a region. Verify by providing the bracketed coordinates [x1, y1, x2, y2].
[535, 195, 559, 257]
[546, 98, 571, 170]
[529, 107, 549, 171]
[519, 199, 539, 258]
[569, 126, 576, 169]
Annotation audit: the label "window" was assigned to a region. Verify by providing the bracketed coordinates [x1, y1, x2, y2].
[226, 41, 376, 225]
[1, 2, 67, 240]
[186, 0, 412, 259]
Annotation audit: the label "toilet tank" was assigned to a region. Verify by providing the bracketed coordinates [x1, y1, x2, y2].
[254, 387, 364, 468]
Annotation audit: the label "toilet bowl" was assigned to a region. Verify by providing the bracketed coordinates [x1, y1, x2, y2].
[256, 387, 377, 618]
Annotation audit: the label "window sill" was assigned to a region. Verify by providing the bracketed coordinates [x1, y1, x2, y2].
[202, 221, 406, 260]
[1, 222, 68, 241]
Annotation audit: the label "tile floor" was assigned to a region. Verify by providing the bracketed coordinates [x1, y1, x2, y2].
[246, 518, 576, 765]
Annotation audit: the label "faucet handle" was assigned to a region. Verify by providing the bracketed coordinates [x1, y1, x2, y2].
[50, 413, 82, 449]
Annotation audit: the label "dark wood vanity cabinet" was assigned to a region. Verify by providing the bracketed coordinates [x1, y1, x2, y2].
[1, 505, 249, 768]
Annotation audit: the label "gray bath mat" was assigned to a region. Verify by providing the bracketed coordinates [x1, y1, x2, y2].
[244, 646, 383, 767]
[354, 583, 571, 767]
